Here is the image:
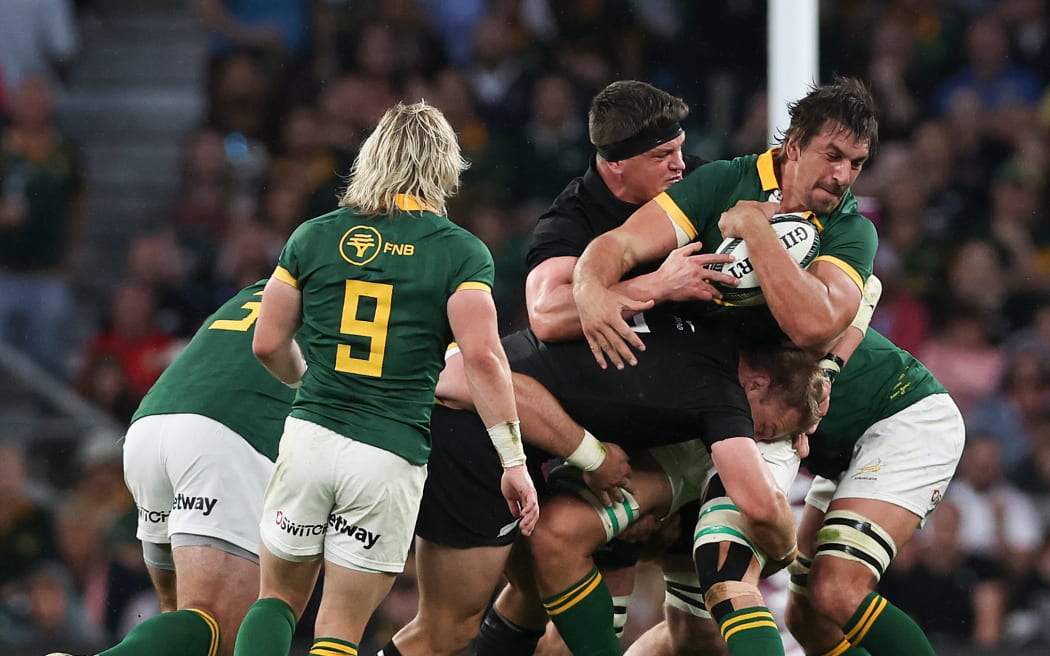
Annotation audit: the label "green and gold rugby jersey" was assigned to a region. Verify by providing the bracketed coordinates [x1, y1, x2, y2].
[132, 280, 295, 461]
[803, 329, 946, 479]
[273, 196, 495, 465]
[655, 149, 879, 343]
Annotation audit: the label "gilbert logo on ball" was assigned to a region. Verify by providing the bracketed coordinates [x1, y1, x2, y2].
[707, 213, 820, 307]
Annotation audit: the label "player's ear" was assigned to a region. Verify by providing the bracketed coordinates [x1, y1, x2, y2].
[785, 137, 801, 161]
[746, 374, 771, 394]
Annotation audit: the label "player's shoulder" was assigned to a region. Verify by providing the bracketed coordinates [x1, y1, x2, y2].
[431, 216, 492, 258]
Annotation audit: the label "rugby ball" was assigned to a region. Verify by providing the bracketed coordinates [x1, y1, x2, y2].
[707, 213, 820, 307]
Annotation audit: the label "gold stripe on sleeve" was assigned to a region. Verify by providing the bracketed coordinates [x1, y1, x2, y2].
[272, 265, 299, 288]
[455, 281, 492, 293]
[654, 192, 698, 241]
[809, 255, 863, 290]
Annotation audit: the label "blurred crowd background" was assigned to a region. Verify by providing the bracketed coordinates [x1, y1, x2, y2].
[2, 0, 1050, 654]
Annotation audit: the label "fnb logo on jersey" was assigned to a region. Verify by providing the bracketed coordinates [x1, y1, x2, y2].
[275, 510, 327, 536]
[340, 225, 414, 265]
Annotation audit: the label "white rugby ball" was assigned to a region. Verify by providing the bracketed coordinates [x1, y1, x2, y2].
[707, 213, 820, 307]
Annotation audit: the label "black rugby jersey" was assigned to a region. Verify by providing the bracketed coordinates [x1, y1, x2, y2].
[527, 155, 709, 334]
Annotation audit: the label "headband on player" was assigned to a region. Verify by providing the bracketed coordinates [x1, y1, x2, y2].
[595, 121, 683, 162]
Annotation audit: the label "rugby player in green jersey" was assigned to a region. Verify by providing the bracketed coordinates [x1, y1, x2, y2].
[47, 280, 295, 656]
[231, 102, 538, 656]
[577, 77, 964, 656]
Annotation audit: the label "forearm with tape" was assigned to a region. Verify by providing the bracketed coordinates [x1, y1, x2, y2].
[565, 429, 606, 471]
[851, 274, 882, 335]
[488, 421, 527, 467]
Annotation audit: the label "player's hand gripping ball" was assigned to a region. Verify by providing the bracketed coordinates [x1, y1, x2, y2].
[706, 213, 820, 306]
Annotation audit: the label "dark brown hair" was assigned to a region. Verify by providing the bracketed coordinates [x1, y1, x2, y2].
[775, 75, 879, 159]
[587, 80, 689, 147]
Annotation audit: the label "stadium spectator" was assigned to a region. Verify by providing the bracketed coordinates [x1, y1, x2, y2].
[465, 14, 536, 134]
[76, 281, 178, 402]
[934, 13, 1043, 118]
[1011, 414, 1050, 526]
[0, 443, 59, 590]
[0, 75, 85, 377]
[968, 348, 1050, 471]
[950, 435, 1043, 581]
[1, 561, 105, 653]
[511, 72, 591, 204]
[192, 0, 311, 75]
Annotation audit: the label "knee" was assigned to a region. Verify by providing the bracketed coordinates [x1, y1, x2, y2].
[529, 504, 595, 563]
[807, 567, 872, 625]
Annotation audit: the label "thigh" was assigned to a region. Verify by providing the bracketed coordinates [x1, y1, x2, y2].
[413, 537, 512, 625]
[314, 558, 397, 645]
[173, 544, 260, 638]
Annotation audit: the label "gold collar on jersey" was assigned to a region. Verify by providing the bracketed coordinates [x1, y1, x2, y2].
[756, 149, 825, 233]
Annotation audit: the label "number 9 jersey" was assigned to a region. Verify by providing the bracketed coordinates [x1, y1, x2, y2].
[272, 200, 495, 466]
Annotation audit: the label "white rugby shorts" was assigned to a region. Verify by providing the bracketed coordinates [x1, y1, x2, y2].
[123, 413, 274, 555]
[258, 416, 427, 574]
[805, 393, 965, 523]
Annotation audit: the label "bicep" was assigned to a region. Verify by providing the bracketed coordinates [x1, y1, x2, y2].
[448, 288, 501, 355]
[256, 277, 302, 348]
[808, 259, 863, 321]
[617, 200, 682, 267]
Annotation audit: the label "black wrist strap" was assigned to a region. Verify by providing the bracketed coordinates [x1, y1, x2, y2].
[819, 352, 845, 383]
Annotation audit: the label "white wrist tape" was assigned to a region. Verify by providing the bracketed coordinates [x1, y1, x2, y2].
[565, 430, 607, 471]
[487, 421, 526, 468]
[850, 274, 883, 335]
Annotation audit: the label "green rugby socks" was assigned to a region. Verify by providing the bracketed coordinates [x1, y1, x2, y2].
[98, 608, 219, 656]
[842, 592, 935, 656]
[719, 606, 784, 656]
[310, 636, 358, 655]
[542, 567, 621, 655]
[233, 597, 296, 656]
